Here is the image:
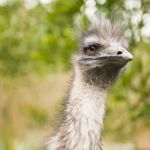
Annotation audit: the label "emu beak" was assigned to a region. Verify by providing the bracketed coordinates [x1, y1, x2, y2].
[79, 49, 133, 66]
[119, 49, 133, 62]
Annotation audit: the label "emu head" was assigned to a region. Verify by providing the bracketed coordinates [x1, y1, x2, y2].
[73, 19, 133, 88]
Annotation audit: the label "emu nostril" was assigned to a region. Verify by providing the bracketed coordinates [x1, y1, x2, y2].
[117, 51, 123, 55]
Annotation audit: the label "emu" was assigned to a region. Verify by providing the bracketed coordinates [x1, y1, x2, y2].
[45, 18, 133, 150]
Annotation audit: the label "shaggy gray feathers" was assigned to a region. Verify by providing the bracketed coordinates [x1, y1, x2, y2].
[44, 17, 131, 150]
[79, 18, 128, 50]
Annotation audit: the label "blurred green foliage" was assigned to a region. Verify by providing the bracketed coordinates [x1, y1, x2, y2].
[0, 0, 150, 149]
[0, 0, 149, 75]
[0, 0, 84, 75]
[22, 104, 49, 127]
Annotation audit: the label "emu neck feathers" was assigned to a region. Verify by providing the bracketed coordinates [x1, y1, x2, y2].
[47, 69, 107, 150]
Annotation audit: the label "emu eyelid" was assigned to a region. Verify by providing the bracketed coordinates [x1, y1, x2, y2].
[83, 43, 103, 51]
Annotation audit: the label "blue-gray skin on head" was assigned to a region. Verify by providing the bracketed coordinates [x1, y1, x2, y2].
[73, 19, 133, 88]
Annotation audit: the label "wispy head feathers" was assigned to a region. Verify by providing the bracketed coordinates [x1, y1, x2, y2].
[78, 16, 128, 50]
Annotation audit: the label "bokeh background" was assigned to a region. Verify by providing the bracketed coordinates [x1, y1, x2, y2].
[0, 0, 150, 150]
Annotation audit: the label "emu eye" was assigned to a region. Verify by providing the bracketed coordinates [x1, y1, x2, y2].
[83, 44, 99, 56]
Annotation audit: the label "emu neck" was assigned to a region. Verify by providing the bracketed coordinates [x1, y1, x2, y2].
[58, 68, 107, 150]
[47, 67, 107, 150]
